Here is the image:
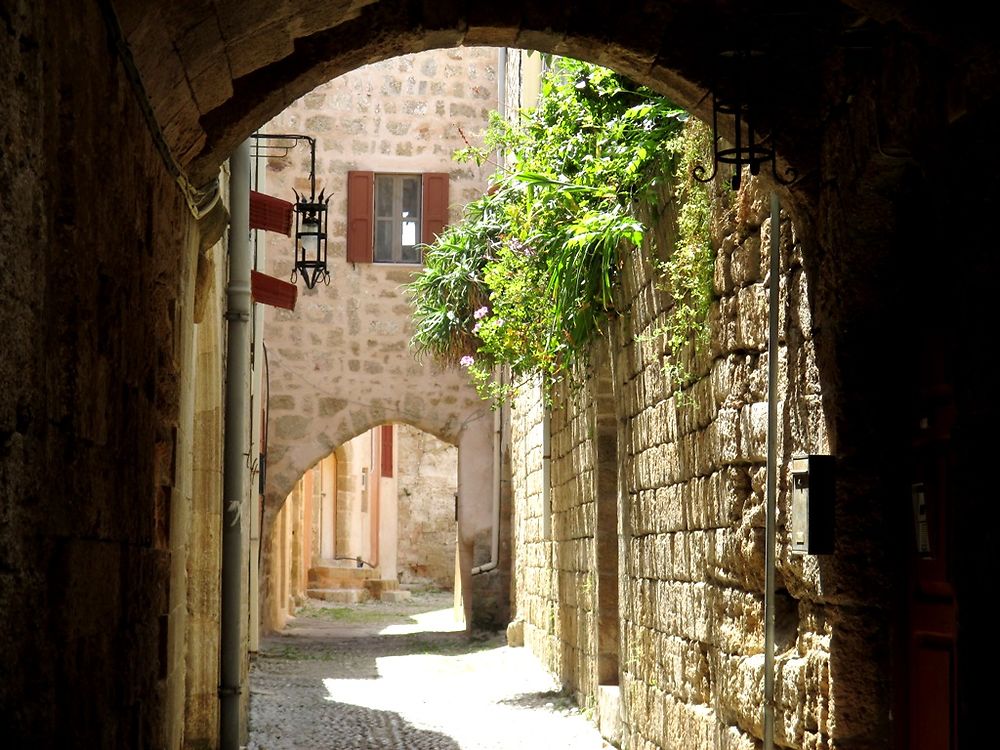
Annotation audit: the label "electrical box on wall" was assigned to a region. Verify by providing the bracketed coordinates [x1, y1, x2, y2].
[790, 454, 835, 555]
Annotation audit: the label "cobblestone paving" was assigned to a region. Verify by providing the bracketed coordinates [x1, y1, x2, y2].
[247, 591, 611, 750]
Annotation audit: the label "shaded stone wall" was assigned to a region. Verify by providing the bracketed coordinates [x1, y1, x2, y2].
[184, 259, 226, 749]
[0, 1, 223, 746]
[510, 177, 848, 746]
[396, 424, 458, 589]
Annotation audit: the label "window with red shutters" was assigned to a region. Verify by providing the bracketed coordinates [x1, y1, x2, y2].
[346, 171, 449, 264]
[421, 172, 449, 247]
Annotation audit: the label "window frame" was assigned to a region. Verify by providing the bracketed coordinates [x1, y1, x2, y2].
[346, 171, 450, 265]
[373, 173, 423, 265]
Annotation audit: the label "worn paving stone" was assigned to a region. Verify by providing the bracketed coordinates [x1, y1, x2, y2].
[248, 592, 611, 749]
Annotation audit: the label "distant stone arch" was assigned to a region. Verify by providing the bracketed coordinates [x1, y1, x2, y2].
[265, 402, 483, 519]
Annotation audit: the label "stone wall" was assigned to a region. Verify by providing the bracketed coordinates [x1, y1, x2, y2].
[259, 46, 497, 506]
[257, 47, 501, 629]
[396, 424, 459, 588]
[509, 174, 855, 747]
[0, 1, 226, 746]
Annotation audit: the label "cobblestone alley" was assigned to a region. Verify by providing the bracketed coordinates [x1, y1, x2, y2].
[247, 591, 611, 750]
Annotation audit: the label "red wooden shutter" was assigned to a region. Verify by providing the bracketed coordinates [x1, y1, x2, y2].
[346, 170, 374, 263]
[250, 270, 297, 310]
[380, 425, 393, 478]
[421, 172, 449, 246]
[249, 191, 294, 236]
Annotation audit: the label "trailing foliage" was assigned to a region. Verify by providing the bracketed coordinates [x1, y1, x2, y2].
[648, 120, 716, 390]
[407, 57, 715, 400]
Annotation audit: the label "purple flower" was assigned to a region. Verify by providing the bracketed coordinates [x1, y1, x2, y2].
[460, 355, 475, 367]
[473, 306, 489, 320]
[472, 321, 482, 334]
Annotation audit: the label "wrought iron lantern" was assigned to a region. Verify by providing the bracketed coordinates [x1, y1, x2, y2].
[250, 132, 332, 289]
[694, 49, 795, 191]
[292, 186, 330, 289]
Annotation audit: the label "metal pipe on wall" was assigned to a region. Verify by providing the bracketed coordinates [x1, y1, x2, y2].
[472, 368, 502, 576]
[471, 48, 507, 577]
[763, 191, 781, 750]
[220, 139, 252, 750]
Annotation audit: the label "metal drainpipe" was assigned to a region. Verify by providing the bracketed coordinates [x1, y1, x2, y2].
[472, 368, 503, 575]
[220, 139, 251, 750]
[471, 49, 507, 577]
[763, 191, 780, 750]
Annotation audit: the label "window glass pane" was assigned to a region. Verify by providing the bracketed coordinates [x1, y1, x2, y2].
[375, 220, 393, 262]
[376, 176, 393, 218]
[402, 176, 420, 218]
[400, 242, 421, 263]
[401, 220, 417, 248]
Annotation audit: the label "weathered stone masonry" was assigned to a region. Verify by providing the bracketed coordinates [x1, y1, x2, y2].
[1, 2, 226, 745]
[5, 2, 999, 747]
[510, 178, 855, 748]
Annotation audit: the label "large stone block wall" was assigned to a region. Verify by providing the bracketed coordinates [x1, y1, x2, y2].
[511, 381, 556, 667]
[613, 185, 833, 750]
[509, 355, 618, 707]
[0, 1, 224, 746]
[510, 176, 860, 747]
[396, 424, 459, 589]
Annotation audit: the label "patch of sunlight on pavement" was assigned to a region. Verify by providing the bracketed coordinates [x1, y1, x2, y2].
[378, 606, 465, 635]
[320, 643, 610, 749]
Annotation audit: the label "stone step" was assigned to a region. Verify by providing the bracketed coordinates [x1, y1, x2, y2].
[306, 588, 370, 604]
[308, 565, 379, 588]
[365, 578, 400, 597]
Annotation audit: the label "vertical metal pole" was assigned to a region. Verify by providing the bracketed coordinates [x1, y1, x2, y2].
[763, 192, 780, 750]
[221, 139, 251, 750]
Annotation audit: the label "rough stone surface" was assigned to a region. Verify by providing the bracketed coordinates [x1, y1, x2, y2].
[509, 168, 846, 748]
[0, 1, 225, 746]
[396, 424, 459, 589]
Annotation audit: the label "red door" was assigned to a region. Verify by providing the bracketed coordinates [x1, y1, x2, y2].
[906, 371, 958, 749]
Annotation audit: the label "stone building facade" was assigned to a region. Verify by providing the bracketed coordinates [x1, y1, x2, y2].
[396, 424, 460, 589]
[255, 47, 503, 631]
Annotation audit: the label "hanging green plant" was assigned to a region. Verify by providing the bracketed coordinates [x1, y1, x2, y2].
[407, 57, 715, 401]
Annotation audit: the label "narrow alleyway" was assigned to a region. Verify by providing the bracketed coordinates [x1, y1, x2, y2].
[248, 591, 610, 749]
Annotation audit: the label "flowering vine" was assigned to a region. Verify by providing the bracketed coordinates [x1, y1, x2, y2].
[406, 57, 714, 402]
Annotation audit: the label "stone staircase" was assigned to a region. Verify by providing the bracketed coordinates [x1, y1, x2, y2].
[306, 562, 410, 603]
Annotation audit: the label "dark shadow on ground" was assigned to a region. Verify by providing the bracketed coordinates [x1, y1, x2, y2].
[498, 689, 577, 710]
[257, 628, 505, 680]
[305, 700, 462, 750]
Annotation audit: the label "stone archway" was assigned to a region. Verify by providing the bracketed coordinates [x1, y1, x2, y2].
[6, 1, 1000, 747]
[117, 1, 875, 188]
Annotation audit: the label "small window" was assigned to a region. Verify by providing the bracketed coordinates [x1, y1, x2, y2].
[347, 171, 448, 264]
[374, 174, 422, 264]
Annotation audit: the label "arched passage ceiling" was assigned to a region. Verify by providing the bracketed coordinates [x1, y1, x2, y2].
[112, 0, 999, 189]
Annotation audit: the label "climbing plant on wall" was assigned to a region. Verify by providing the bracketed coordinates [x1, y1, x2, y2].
[407, 57, 714, 400]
